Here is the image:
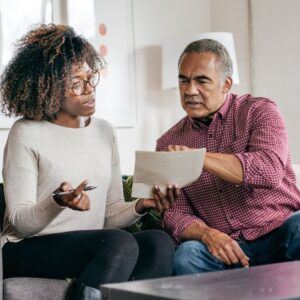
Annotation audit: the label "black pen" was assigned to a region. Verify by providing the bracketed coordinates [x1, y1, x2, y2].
[52, 186, 97, 197]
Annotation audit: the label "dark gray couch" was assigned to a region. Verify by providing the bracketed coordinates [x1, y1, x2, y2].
[0, 184, 69, 300]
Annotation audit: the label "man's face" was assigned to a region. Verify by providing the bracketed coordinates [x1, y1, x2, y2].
[178, 52, 232, 119]
[62, 62, 96, 117]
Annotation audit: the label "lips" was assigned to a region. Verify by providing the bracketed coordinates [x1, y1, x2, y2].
[83, 98, 95, 108]
[185, 100, 204, 107]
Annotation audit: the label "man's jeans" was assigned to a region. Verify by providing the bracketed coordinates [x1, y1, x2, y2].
[174, 211, 300, 275]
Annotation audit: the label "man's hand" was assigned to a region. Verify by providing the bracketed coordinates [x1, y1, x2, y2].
[53, 180, 91, 211]
[201, 227, 249, 267]
[168, 145, 194, 151]
[135, 185, 179, 214]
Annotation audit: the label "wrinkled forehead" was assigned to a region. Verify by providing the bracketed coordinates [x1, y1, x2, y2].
[179, 52, 221, 73]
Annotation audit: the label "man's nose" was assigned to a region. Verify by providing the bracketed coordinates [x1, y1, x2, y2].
[185, 82, 198, 95]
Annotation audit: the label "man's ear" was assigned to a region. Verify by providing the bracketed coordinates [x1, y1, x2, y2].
[222, 77, 233, 94]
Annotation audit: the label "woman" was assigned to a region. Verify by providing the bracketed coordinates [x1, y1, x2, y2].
[0, 24, 177, 299]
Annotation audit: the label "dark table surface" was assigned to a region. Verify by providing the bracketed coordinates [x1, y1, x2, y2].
[101, 261, 300, 300]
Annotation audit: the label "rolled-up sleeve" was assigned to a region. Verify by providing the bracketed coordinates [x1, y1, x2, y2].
[163, 189, 206, 244]
[235, 101, 289, 189]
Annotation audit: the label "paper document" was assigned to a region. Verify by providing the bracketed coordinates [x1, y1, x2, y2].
[132, 149, 206, 198]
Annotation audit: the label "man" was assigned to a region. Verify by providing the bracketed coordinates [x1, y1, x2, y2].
[156, 39, 300, 275]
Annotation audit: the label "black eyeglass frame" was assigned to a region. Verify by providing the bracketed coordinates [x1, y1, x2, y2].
[71, 71, 100, 96]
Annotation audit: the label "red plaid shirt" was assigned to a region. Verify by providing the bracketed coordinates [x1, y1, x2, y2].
[156, 93, 300, 243]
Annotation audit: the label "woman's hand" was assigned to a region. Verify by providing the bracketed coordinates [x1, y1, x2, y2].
[53, 180, 90, 211]
[135, 185, 179, 214]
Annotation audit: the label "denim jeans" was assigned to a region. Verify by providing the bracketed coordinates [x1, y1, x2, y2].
[174, 211, 300, 275]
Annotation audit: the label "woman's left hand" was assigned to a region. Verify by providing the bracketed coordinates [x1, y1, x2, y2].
[135, 185, 179, 215]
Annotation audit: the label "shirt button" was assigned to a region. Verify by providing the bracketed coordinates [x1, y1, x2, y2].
[229, 215, 233, 220]
[208, 134, 213, 138]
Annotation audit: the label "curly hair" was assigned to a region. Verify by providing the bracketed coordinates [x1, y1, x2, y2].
[0, 24, 104, 120]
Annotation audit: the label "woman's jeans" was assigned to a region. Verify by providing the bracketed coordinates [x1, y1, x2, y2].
[3, 229, 175, 289]
[174, 211, 300, 275]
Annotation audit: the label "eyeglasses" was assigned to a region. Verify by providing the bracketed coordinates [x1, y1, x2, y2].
[71, 71, 100, 96]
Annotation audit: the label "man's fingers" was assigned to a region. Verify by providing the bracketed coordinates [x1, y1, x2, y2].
[168, 145, 191, 152]
[168, 145, 175, 151]
[179, 145, 189, 151]
[232, 244, 250, 267]
[216, 248, 231, 265]
[223, 244, 239, 265]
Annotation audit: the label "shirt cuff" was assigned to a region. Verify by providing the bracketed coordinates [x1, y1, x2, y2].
[173, 215, 205, 243]
[50, 194, 67, 211]
[234, 153, 251, 187]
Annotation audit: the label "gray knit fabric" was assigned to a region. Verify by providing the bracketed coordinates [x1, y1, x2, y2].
[1, 117, 141, 245]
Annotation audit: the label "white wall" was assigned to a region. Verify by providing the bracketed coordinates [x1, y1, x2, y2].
[250, 0, 300, 164]
[210, 0, 251, 95]
[117, 0, 212, 174]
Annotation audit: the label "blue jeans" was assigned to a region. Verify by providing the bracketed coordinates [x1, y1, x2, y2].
[174, 211, 300, 275]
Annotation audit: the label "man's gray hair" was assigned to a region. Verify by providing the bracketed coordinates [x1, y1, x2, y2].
[178, 39, 233, 81]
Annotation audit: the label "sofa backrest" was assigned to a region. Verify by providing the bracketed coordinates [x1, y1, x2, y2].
[293, 164, 300, 188]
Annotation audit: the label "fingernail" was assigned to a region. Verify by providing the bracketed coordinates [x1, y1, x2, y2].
[154, 185, 158, 190]
[168, 184, 172, 189]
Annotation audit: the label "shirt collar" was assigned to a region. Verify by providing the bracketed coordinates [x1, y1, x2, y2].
[217, 93, 234, 121]
[188, 93, 234, 129]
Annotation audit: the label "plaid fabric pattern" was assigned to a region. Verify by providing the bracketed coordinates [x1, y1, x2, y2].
[156, 93, 300, 244]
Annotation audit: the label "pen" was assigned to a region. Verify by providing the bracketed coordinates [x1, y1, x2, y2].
[52, 186, 97, 197]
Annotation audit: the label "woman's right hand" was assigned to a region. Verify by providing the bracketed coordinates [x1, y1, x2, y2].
[53, 180, 90, 211]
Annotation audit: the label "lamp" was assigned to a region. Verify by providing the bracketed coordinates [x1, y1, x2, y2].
[161, 32, 239, 90]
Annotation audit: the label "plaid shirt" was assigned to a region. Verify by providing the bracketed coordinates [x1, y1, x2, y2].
[156, 93, 300, 243]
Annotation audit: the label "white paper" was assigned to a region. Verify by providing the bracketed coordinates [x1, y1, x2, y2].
[132, 149, 206, 198]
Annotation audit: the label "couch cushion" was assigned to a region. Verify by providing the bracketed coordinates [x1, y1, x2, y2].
[4, 277, 68, 300]
[293, 164, 300, 188]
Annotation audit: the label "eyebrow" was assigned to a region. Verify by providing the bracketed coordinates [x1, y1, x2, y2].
[178, 74, 212, 82]
[71, 71, 93, 80]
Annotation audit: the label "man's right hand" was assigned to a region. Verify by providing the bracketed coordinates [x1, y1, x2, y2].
[201, 227, 249, 267]
[53, 180, 90, 211]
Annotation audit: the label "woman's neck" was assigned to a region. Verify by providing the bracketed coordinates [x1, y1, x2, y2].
[51, 113, 90, 128]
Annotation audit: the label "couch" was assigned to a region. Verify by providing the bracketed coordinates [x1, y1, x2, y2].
[0, 166, 299, 299]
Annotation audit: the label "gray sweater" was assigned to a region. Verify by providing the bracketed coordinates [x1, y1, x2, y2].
[1, 118, 141, 245]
